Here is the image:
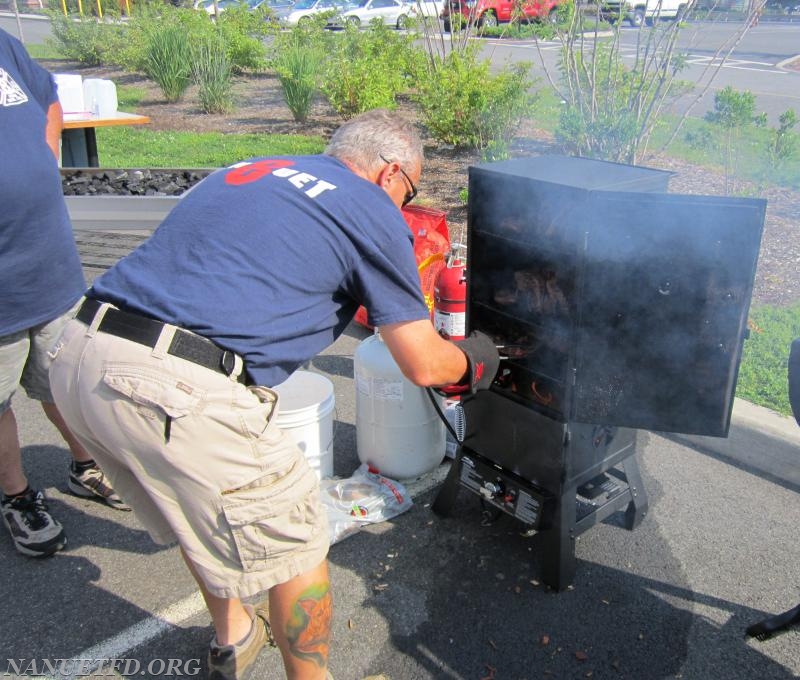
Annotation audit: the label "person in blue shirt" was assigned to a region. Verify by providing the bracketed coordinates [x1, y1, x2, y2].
[0, 28, 127, 560]
[49, 108, 498, 680]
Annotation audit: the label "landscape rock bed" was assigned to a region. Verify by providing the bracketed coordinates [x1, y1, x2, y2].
[61, 169, 213, 197]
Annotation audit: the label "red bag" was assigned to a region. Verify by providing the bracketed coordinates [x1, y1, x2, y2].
[354, 206, 450, 329]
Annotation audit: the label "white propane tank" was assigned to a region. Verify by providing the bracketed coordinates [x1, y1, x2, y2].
[354, 331, 446, 480]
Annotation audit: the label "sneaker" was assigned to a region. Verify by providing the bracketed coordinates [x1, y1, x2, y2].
[208, 601, 274, 680]
[68, 462, 130, 511]
[1, 489, 66, 557]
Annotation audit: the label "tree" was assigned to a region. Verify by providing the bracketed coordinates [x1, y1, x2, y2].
[705, 86, 763, 194]
[535, 0, 768, 165]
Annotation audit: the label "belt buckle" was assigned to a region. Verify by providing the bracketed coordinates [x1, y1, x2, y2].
[220, 349, 236, 377]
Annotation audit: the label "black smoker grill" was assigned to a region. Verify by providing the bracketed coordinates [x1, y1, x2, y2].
[433, 155, 767, 590]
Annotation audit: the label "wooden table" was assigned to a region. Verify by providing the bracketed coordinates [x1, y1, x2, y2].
[62, 111, 151, 168]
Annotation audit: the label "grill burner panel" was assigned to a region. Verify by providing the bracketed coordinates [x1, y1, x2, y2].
[434, 155, 767, 590]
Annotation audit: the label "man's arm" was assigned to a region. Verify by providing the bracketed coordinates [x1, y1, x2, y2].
[378, 319, 468, 387]
[45, 100, 63, 161]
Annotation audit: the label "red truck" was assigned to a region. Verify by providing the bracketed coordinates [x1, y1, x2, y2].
[440, 0, 562, 31]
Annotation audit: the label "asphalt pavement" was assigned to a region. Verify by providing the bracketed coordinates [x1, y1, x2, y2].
[2, 317, 799, 680]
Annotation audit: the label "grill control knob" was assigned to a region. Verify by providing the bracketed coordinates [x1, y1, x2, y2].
[480, 481, 504, 500]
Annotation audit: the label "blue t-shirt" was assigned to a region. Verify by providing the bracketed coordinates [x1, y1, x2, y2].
[91, 155, 429, 386]
[0, 28, 86, 336]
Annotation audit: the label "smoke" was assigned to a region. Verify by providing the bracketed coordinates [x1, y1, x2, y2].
[466, 156, 765, 437]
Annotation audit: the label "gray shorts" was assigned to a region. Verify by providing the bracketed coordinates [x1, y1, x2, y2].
[49, 305, 329, 599]
[0, 302, 80, 414]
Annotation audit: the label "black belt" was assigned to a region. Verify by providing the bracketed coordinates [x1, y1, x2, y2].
[76, 298, 248, 384]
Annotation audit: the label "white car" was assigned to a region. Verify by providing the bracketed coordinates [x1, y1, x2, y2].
[285, 0, 345, 24]
[409, 0, 441, 17]
[333, 0, 416, 27]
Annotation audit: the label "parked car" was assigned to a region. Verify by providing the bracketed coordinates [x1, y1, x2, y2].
[410, 0, 442, 16]
[440, 0, 561, 31]
[200, 0, 294, 17]
[599, 0, 689, 27]
[764, 0, 800, 12]
[328, 0, 416, 27]
[261, 0, 297, 21]
[285, 0, 346, 24]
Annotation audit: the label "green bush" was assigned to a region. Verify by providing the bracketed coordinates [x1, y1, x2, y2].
[215, 4, 270, 73]
[321, 22, 418, 119]
[192, 36, 235, 114]
[413, 45, 535, 158]
[273, 33, 323, 123]
[46, 11, 126, 66]
[549, 11, 693, 164]
[114, 5, 209, 72]
[145, 25, 194, 102]
[119, 5, 267, 75]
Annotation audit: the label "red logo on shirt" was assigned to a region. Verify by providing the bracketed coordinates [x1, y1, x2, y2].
[225, 159, 295, 186]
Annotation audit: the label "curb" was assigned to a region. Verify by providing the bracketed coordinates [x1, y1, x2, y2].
[776, 54, 800, 71]
[0, 11, 51, 20]
[732, 397, 800, 445]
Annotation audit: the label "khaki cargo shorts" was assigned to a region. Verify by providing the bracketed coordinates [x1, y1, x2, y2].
[49, 309, 329, 599]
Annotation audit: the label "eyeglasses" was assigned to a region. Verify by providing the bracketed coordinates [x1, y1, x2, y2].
[379, 154, 417, 207]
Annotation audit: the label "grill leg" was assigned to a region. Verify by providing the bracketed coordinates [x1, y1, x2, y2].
[540, 483, 577, 591]
[622, 455, 648, 530]
[432, 447, 462, 517]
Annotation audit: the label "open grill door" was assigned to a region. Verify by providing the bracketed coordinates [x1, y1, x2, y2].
[572, 192, 766, 436]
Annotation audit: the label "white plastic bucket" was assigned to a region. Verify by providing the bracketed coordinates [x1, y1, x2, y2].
[274, 371, 335, 480]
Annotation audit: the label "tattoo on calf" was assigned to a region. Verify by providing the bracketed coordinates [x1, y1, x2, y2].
[286, 582, 332, 667]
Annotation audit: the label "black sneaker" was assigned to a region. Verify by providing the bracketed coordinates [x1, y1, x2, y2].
[68, 462, 130, 511]
[1, 489, 66, 557]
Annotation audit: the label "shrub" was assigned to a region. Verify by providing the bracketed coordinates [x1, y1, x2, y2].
[273, 33, 323, 123]
[321, 22, 418, 119]
[119, 5, 210, 72]
[548, 8, 694, 164]
[46, 11, 126, 66]
[192, 36, 235, 114]
[215, 4, 270, 73]
[413, 45, 536, 158]
[704, 86, 765, 194]
[120, 5, 267, 75]
[145, 25, 194, 102]
[764, 109, 798, 175]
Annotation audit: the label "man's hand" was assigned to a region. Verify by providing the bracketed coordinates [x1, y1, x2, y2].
[453, 331, 500, 394]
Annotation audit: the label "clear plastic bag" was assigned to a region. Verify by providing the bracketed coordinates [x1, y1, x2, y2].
[319, 464, 413, 545]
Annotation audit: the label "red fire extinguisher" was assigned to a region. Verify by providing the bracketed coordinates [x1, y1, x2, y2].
[434, 246, 467, 341]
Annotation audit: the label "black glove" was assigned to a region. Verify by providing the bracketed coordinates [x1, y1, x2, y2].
[789, 339, 800, 427]
[454, 331, 500, 394]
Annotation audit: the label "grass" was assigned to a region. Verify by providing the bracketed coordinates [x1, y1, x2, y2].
[94, 127, 326, 167]
[737, 303, 800, 416]
[653, 116, 800, 192]
[25, 42, 64, 60]
[116, 85, 147, 109]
